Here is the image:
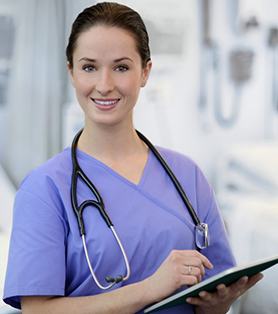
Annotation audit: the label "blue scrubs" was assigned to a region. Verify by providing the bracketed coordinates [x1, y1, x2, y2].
[3, 146, 236, 313]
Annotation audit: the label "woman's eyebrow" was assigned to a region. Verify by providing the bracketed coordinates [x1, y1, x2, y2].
[78, 57, 96, 63]
[114, 57, 134, 63]
[78, 57, 134, 63]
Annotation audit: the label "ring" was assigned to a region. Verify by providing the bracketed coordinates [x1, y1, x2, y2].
[188, 266, 192, 275]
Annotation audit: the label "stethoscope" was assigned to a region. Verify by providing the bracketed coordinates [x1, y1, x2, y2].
[71, 129, 210, 290]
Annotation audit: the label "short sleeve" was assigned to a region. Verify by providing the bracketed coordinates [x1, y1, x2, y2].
[3, 179, 68, 309]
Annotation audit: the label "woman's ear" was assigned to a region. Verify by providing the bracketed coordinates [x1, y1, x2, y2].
[67, 62, 75, 87]
[141, 60, 152, 88]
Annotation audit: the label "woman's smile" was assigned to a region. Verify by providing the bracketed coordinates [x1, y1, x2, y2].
[92, 98, 120, 110]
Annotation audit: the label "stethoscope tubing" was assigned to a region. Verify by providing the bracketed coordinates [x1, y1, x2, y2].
[82, 225, 130, 290]
[72, 129, 201, 230]
[71, 129, 113, 236]
[136, 130, 201, 226]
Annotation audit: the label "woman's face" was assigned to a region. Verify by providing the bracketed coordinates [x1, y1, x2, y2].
[68, 26, 152, 129]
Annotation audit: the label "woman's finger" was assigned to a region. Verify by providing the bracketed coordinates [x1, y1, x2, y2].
[180, 250, 213, 270]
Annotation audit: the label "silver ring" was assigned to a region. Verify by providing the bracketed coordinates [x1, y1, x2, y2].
[188, 266, 192, 275]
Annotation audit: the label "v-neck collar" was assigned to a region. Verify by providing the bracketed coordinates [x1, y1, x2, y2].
[67, 147, 152, 188]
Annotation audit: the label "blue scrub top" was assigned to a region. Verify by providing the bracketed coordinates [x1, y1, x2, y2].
[3, 146, 236, 313]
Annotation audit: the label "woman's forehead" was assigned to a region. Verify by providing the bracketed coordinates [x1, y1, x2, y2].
[73, 26, 140, 63]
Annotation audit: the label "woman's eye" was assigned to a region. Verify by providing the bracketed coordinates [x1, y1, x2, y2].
[83, 65, 95, 72]
[116, 65, 128, 72]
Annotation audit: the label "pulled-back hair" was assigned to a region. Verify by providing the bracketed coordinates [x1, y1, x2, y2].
[66, 2, 151, 69]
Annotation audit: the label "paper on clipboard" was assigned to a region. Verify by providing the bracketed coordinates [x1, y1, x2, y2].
[144, 254, 278, 313]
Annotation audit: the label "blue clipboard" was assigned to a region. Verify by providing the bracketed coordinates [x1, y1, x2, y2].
[144, 254, 278, 313]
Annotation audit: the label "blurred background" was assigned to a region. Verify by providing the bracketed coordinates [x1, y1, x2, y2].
[0, 0, 278, 313]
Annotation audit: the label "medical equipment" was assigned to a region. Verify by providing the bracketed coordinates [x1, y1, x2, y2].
[268, 27, 278, 113]
[71, 129, 210, 290]
[0, 14, 15, 107]
[199, 0, 256, 129]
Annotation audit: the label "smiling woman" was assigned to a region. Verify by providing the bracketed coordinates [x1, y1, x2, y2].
[3, 2, 262, 314]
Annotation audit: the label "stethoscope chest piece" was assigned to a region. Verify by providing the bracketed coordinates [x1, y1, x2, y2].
[195, 223, 210, 249]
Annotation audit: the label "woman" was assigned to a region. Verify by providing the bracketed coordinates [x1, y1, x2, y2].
[3, 2, 262, 314]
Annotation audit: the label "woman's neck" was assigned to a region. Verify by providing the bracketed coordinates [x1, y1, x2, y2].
[76, 123, 149, 185]
[77, 123, 147, 162]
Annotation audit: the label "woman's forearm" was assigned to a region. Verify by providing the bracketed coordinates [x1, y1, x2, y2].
[21, 279, 154, 314]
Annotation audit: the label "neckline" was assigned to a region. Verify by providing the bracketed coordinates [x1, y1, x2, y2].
[66, 147, 152, 188]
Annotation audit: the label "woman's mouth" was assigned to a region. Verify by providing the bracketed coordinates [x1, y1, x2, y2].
[92, 98, 120, 110]
[93, 99, 119, 106]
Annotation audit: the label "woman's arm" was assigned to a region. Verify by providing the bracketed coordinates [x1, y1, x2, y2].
[21, 280, 150, 314]
[21, 250, 213, 314]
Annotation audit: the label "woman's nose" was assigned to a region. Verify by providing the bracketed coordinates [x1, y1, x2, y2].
[96, 69, 114, 95]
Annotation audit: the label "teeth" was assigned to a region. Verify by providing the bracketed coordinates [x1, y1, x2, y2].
[94, 99, 118, 106]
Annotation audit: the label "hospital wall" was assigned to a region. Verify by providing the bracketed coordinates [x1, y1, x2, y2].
[0, 0, 278, 313]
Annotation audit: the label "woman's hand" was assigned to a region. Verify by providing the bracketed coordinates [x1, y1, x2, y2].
[187, 273, 264, 314]
[145, 250, 213, 303]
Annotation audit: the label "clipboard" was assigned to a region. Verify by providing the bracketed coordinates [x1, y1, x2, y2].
[144, 254, 278, 313]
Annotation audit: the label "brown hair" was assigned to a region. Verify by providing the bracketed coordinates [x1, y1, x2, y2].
[66, 2, 151, 69]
